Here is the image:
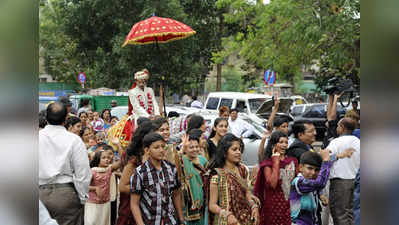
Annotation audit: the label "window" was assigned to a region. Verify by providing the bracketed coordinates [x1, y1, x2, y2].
[304, 105, 325, 118]
[206, 97, 220, 110]
[248, 98, 267, 113]
[291, 106, 304, 116]
[236, 100, 247, 113]
[219, 98, 233, 109]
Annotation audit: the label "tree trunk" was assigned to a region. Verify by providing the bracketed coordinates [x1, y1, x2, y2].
[216, 63, 222, 91]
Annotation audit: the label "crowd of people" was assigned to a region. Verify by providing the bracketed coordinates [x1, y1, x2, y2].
[39, 69, 360, 225]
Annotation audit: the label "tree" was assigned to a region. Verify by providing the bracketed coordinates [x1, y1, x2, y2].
[213, 0, 360, 92]
[40, 0, 222, 96]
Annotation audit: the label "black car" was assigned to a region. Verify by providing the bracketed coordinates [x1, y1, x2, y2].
[293, 103, 346, 141]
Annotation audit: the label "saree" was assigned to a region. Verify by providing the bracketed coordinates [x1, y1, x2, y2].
[182, 155, 208, 225]
[210, 165, 253, 225]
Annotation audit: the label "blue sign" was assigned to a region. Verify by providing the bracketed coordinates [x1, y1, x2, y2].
[77, 72, 87, 84]
[264, 69, 277, 86]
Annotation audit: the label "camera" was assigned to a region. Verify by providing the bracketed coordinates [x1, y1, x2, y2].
[323, 77, 354, 95]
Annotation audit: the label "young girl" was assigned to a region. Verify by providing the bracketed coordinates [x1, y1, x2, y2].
[91, 111, 105, 132]
[207, 118, 228, 160]
[153, 117, 178, 164]
[79, 111, 89, 127]
[85, 146, 121, 225]
[101, 109, 112, 130]
[253, 131, 298, 225]
[208, 133, 260, 225]
[65, 116, 82, 136]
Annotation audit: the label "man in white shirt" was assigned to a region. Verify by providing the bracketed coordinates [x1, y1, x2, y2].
[39, 102, 91, 225]
[190, 95, 203, 109]
[326, 117, 360, 225]
[228, 108, 254, 138]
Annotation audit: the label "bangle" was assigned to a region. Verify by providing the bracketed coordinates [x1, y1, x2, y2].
[272, 153, 280, 157]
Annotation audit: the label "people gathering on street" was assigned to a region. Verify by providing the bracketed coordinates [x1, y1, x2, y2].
[39, 69, 360, 225]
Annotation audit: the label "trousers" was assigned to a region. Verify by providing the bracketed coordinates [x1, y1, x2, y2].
[39, 184, 84, 225]
[329, 179, 354, 225]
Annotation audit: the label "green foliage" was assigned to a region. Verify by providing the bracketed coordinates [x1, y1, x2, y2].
[214, 0, 360, 92]
[40, 0, 222, 94]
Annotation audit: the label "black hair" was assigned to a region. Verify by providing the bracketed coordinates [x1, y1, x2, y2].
[340, 118, 356, 133]
[273, 117, 289, 128]
[230, 108, 239, 113]
[64, 116, 81, 130]
[209, 117, 228, 138]
[188, 128, 203, 141]
[102, 144, 114, 152]
[292, 120, 313, 138]
[208, 133, 244, 169]
[110, 115, 118, 121]
[137, 117, 151, 126]
[352, 101, 358, 105]
[300, 151, 322, 168]
[90, 150, 105, 168]
[143, 132, 165, 148]
[80, 126, 91, 137]
[79, 98, 90, 108]
[39, 115, 47, 128]
[59, 96, 72, 107]
[187, 115, 205, 134]
[168, 111, 179, 118]
[46, 102, 67, 125]
[260, 131, 288, 162]
[78, 111, 88, 118]
[126, 121, 155, 162]
[192, 96, 197, 101]
[152, 117, 169, 131]
[101, 108, 111, 122]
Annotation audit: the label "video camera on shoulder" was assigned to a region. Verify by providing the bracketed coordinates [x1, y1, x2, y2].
[323, 77, 354, 95]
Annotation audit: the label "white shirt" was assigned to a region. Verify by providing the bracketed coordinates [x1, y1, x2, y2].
[39, 125, 92, 203]
[327, 135, 360, 179]
[128, 86, 160, 117]
[228, 117, 254, 138]
[190, 100, 203, 109]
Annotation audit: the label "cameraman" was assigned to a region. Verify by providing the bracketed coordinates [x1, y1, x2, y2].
[323, 92, 343, 148]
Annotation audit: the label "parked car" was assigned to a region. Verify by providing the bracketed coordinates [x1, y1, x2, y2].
[294, 103, 346, 141]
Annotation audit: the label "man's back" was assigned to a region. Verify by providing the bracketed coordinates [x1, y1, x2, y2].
[39, 125, 91, 201]
[327, 135, 360, 179]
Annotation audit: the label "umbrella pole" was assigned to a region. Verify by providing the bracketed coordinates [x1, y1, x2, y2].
[155, 37, 167, 117]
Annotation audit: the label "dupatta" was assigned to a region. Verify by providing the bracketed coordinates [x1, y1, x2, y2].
[182, 155, 206, 221]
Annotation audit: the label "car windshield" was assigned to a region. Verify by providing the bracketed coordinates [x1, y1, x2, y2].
[248, 98, 267, 113]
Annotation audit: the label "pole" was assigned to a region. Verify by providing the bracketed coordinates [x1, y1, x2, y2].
[155, 37, 167, 116]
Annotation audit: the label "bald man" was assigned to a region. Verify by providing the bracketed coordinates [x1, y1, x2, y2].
[325, 118, 360, 225]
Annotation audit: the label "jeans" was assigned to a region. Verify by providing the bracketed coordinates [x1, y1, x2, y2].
[329, 178, 355, 225]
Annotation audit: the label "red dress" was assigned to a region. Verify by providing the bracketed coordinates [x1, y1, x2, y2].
[115, 154, 138, 225]
[253, 156, 298, 225]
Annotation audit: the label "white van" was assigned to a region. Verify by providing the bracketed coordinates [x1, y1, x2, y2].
[204, 92, 272, 114]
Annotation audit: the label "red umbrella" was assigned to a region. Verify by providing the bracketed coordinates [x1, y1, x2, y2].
[123, 15, 196, 116]
[122, 16, 196, 46]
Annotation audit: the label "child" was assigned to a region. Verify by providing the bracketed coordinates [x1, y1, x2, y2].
[103, 144, 122, 225]
[85, 147, 121, 225]
[290, 149, 354, 225]
[96, 131, 106, 144]
[130, 133, 185, 225]
[91, 111, 105, 132]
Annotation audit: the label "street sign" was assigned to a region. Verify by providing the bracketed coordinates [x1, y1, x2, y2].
[264, 69, 277, 86]
[77, 72, 87, 88]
